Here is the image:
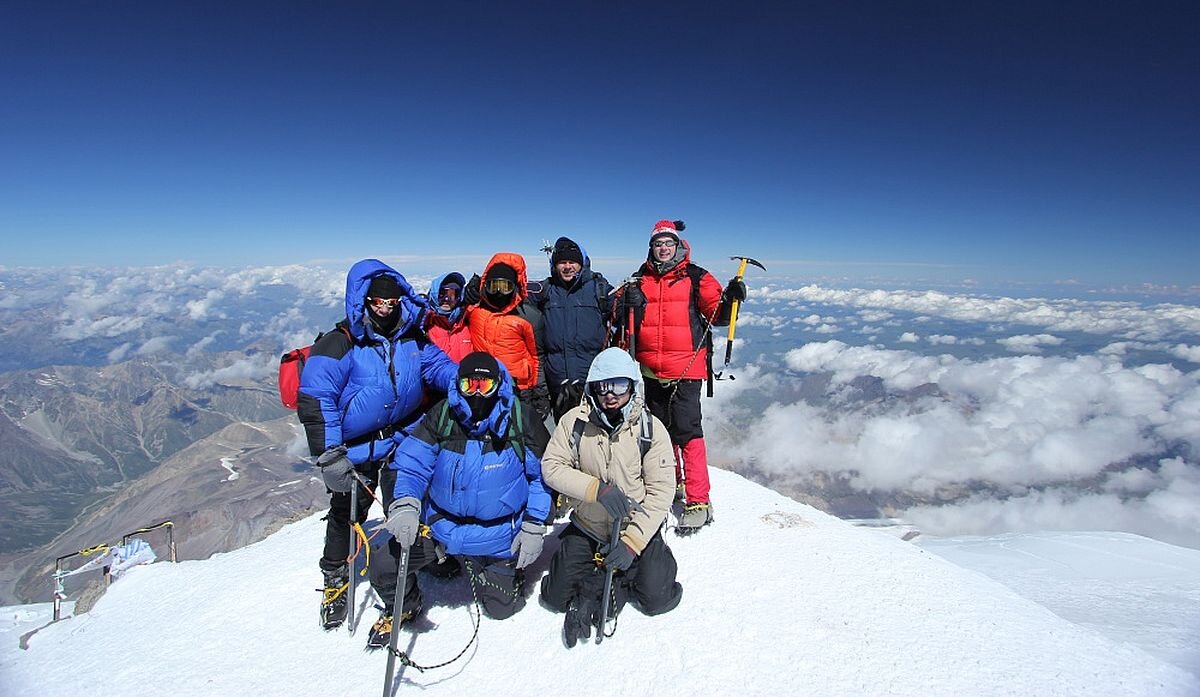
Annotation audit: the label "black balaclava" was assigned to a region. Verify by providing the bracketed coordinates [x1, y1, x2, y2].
[482, 263, 518, 310]
[366, 274, 402, 335]
[458, 351, 502, 424]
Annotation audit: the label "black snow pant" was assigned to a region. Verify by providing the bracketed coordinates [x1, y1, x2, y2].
[368, 535, 438, 618]
[540, 522, 682, 617]
[319, 459, 384, 574]
[369, 540, 526, 620]
[643, 378, 704, 444]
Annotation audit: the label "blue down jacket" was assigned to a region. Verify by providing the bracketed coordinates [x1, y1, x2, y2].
[528, 239, 614, 387]
[390, 362, 552, 558]
[297, 259, 458, 465]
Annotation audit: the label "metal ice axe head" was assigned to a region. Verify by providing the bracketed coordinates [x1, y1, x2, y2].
[730, 255, 766, 279]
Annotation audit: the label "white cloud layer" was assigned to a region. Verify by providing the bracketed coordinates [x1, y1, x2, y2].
[758, 285, 1200, 340]
[710, 340, 1200, 547]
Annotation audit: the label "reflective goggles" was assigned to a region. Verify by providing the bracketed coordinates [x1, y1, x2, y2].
[367, 296, 399, 310]
[588, 378, 634, 397]
[485, 277, 516, 295]
[459, 375, 499, 397]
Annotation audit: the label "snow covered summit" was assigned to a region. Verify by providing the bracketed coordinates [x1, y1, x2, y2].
[5, 469, 1196, 696]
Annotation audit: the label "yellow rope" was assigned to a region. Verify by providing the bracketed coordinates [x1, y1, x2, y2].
[79, 544, 109, 556]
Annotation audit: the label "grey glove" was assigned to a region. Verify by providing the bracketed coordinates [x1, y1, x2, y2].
[595, 483, 644, 521]
[384, 497, 422, 549]
[316, 446, 353, 493]
[509, 520, 545, 569]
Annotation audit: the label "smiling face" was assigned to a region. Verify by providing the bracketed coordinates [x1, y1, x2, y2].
[555, 260, 582, 283]
[651, 236, 678, 262]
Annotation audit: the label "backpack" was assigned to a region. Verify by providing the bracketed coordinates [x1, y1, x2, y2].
[569, 412, 653, 462]
[277, 325, 353, 409]
[428, 396, 528, 463]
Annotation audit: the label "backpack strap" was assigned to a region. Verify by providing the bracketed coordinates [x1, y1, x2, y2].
[570, 417, 586, 462]
[638, 414, 653, 460]
[507, 397, 526, 463]
[684, 265, 716, 397]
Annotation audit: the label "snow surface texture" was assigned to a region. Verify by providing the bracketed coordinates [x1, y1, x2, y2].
[919, 531, 1200, 678]
[4, 469, 1196, 696]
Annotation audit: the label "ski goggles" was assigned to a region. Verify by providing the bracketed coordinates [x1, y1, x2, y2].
[438, 285, 461, 306]
[588, 378, 634, 397]
[485, 277, 516, 295]
[366, 297, 399, 310]
[459, 375, 499, 397]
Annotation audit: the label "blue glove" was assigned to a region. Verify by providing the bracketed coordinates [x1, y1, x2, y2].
[384, 497, 422, 549]
[601, 540, 636, 572]
[316, 446, 353, 493]
[509, 521, 545, 569]
[595, 483, 643, 521]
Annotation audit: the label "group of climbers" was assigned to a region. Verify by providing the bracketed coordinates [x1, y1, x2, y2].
[294, 219, 748, 650]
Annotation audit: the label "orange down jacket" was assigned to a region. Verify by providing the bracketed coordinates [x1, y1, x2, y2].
[465, 252, 540, 390]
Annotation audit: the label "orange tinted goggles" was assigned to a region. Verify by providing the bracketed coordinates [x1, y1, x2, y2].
[459, 375, 499, 396]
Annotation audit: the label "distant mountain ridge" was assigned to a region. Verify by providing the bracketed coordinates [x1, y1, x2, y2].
[0, 352, 327, 604]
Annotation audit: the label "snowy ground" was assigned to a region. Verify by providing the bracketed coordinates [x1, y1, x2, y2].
[3, 469, 1197, 696]
[918, 531, 1200, 678]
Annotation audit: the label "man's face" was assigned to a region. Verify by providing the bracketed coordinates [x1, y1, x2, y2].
[555, 260, 582, 283]
[598, 390, 631, 411]
[651, 237, 678, 262]
[366, 296, 399, 316]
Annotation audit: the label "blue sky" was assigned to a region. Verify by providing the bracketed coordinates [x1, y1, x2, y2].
[1, 1, 1197, 287]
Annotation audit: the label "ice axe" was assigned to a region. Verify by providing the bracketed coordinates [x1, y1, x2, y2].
[723, 255, 765, 368]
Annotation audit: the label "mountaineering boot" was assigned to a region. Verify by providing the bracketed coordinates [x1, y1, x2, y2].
[673, 481, 686, 505]
[365, 611, 393, 650]
[319, 565, 350, 630]
[365, 603, 423, 651]
[676, 502, 713, 535]
[562, 593, 598, 648]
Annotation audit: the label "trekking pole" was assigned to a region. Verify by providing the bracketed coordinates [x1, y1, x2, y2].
[381, 543, 411, 697]
[622, 278, 640, 360]
[346, 483, 359, 633]
[596, 516, 622, 645]
[723, 256, 766, 368]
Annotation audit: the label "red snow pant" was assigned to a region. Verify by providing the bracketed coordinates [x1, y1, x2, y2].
[643, 378, 710, 505]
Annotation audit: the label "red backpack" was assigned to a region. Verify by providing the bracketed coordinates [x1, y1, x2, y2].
[278, 326, 353, 409]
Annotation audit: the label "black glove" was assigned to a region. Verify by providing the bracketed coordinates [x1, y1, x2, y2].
[463, 274, 482, 306]
[595, 483, 643, 521]
[563, 592, 598, 648]
[622, 282, 646, 309]
[724, 277, 747, 303]
[601, 540, 636, 572]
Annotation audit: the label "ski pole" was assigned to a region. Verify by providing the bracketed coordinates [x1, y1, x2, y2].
[381, 543, 411, 697]
[596, 516, 622, 645]
[346, 482, 358, 633]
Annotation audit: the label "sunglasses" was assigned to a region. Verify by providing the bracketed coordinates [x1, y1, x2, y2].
[485, 277, 516, 294]
[367, 297, 399, 310]
[459, 375, 499, 396]
[651, 240, 677, 249]
[438, 286, 461, 305]
[589, 378, 634, 397]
